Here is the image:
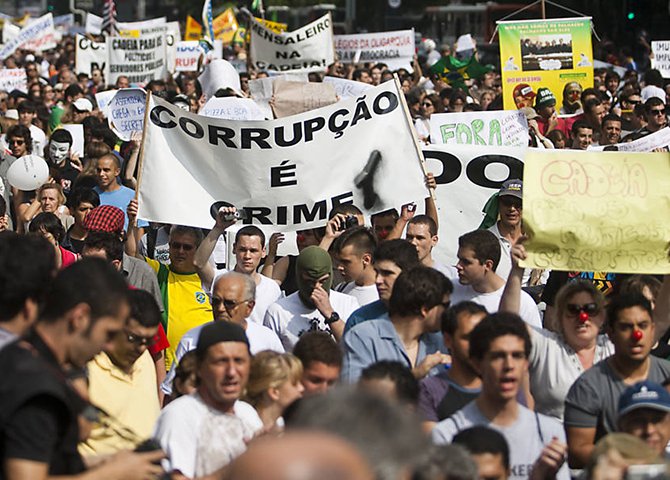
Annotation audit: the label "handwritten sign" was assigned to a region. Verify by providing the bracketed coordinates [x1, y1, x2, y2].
[95, 89, 117, 117]
[322, 76, 373, 100]
[0, 13, 56, 59]
[200, 97, 266, 121]
[521, 149, 670, 274]
[107, 88, 146, 141]
[429, 110, 529, 146]
[589, 127, 670, 152]
[652, 41, 670, 78]
[0, 69, 27, 92]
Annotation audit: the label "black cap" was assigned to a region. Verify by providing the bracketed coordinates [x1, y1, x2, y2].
[196, 321, 249, 357]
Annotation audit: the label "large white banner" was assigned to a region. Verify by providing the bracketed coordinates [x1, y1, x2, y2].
[588, 127, 670, 152]
[105, 33, 167, 85]
[138, 81, 429, 230]
[249, 14, 334, 72]
[75, 34, 106, 75]
[0, 69, 27, 93]
[334, 29, 415, 70]
[429, 110, 529, 146]
[0, 14, 56, 59]
[652, 41, 670, 78]
[423, 144, 526, 264]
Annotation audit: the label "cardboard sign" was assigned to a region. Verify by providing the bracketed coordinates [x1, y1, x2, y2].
[107, 88, 146, 141]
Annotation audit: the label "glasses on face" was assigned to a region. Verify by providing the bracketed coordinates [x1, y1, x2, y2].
[499, 196, 522, 209]
[211, 297, 249, 311]
[125, 330, 156, 347]
[628, 99, 641, 105]
[422, 102, 434, 108]
[651, 108, 666, 116]
[565, 303, 599, 317]
[9, 139, 24, 146]
[169, 241, 195, 251]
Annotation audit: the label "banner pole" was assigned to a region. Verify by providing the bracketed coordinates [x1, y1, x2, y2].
[134, 89, 152, 204]
[393, 73, 436, 203]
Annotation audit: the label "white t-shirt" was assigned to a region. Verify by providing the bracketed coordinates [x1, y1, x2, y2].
[450, 282, 542, 329]
[264, 291, 360, 351]
[160, 320, 284, 395]
[336, 282, 379, 307]
[154, 394, 262, 478]
[432, 260, 458, 280]
[211, 270, 281, 325]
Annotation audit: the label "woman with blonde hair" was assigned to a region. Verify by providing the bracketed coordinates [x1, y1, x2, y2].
[20, 182, 73, 230]
[244, 351, 304, 430]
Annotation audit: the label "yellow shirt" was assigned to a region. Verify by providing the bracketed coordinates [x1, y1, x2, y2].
[147, 258, 212, 369]
[80, 350, 160, 456]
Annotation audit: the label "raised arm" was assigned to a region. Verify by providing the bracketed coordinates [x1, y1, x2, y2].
[124, 199, 142, 259]
[499, 236, 527, 316]
[194, 206, 237, 289]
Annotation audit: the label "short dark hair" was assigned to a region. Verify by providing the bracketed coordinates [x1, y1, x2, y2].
[67, 187, 100, 210]
[584, 97, 602, 115]
[127, 289, 161, 328]
[334, 225, 377, 256]
[28, 212, 65, 243]
[293, 331, 342, 368]
[40, 257, 128, 325]
[6, 124, 32, 153]
[408, 215, 438, 236]
[352, 68, 370, 82]
[17, 100, 36, 114]
[169, 225, 204, 247]
[360, 360, 419, 405]
[458, 230, 501, 270]
[441, 301, 488, 335]
[64, 83, 83, 101]
[601, 113, 622, 127]
[388, 266, 453, 317]
[83, 231, 123, 263]
[453, 426, 510, 471]
[372, 239, 420, 271]
[644, 96, 665, 114]
[0, 232, 55, 322]
[606, 293, 653, 329]
[328, 203, 363, 220]
[50, 128, 73, 146]
[234, 225, 265, 248]
[469, 312, 531, 361]
[572, 119, 593, 136]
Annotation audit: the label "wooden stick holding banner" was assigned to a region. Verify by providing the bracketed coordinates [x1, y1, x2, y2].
[394, 74, 437, 202]
[133, 90, 153, 227]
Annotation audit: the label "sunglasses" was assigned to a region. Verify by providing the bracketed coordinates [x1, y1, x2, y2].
[9, 139, 24, 146]
[628, 100, 641, 105]
[499, 196, 522, 209]
[169, 241, 195, 251]
[651, 109, 666, 116]
[125, 330, 156, 347]
[566, 303, 599, 317]
[211, 297, 249, 310]
[422, 102, 434, 107]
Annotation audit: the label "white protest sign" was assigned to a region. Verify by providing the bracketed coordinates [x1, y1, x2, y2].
[107, 88, 146, 141]
[201, 97, 266, 121]
[249, 13, 334, 73]
[588, 127, 670, 152]
[61, 124, 84, 157]
[0, 14, 56, 59]
[86, 13, 102, 35]
[174, 41, 201, 72]
[117, 17, 167, 31]
[53, 14, 75, 34]
[95, 89, 118, 117]
[334, 29, 415, 70]
[429, 110, 529, 146]
[652, 41, 670, 78]
[323, 76, 373, 100]
[0, 69, 27, 93]
[423, 144, 526, 264]
[138, 80, 429, 230]
[105, 34, 167, 85]
[75, 34, 106, 75]
[2, 22, 20, 42]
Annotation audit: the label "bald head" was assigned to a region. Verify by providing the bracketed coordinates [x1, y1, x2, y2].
[224, 431, 374, 480]
[211, 272, 256, 325]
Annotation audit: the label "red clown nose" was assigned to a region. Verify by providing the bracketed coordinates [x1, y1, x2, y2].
[578, 312, 589, 323]
[632, 330, 643, 341]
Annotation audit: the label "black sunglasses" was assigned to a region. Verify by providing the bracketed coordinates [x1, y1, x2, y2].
[566, 303, 599, 317]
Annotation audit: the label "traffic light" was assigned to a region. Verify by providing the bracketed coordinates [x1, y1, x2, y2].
[627, 11, 635, 20]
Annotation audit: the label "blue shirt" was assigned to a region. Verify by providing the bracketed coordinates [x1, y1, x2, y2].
[342, 318, 445, 384]
[344, 299, 388, 335]
[94, 185, 149, 230]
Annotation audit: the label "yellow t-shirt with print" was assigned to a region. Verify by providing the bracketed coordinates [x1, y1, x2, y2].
[146, 258, 212, 369]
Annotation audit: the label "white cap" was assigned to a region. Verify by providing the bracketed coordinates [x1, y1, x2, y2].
[5, 109, 18, 120]
[24, 54, 35, 62]
[73, 98, 93, 112]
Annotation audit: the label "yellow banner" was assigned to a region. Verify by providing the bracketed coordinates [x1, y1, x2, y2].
[256, 17, 287, 34]
[213, 8, 238, 44]
[521, 149, 670, 274]
[185, 15, 202, 41]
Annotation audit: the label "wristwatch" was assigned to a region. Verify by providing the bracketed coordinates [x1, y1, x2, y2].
[324, 312, 340, 325]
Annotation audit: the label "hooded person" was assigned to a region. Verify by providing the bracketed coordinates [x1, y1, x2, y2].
[264, 246, 360, 351]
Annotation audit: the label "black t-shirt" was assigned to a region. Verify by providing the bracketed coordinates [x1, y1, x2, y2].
[0, 331, 86, 477]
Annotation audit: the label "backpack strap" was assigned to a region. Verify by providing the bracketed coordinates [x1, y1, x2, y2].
[156, 263, 170, 331]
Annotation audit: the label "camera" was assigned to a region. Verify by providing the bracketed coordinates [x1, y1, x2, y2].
[338, 215, 359, 231]
[210, 201, 249, 222]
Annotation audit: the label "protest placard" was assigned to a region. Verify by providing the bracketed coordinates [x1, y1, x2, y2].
[498, 18, 594, 110]
[107, 88, 146, 141]
[429, 110, 529, 146]
[213, 8, 238, 44]
[521, 149, 670, 273]
[61, 124, 85, 157]
[174, 41, 201, 72]
[334, 30, 414, 70]
[117, 17, 167, 31]
[138, 80, 429, 231]
[184, 15, 202, 40]
[200, 97, 266, 121]
[85, 13, 102, 35]
[0, 69, 27, 93]
[652, 41, 670, 78]
[105, 33, 167, 85]
[95, 89, 117, 117]
[422, 144, 527, 264]
[249, 13, 334, 72]
[322, 76, 372, 100]
[75, 34, 106, 75]
[588, 127, 670, 152]
[0, 14, 56, 59]
[272, 79, 337, 118]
